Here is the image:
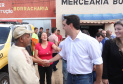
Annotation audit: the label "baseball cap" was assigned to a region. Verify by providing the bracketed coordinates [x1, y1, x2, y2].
[13, 26, 33, 39]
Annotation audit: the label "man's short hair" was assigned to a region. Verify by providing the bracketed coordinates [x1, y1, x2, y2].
[82, 30, 90, 35]
[46, 28, 49, 30]
[100, 30, 106, 33]
[64, 15, 80, 30]
[57, 30, 60, 32]
[51, 27, 57, 33]
[98, 28, 103, 31]
[96, 32, 104, 38]
[40, 27, 43, 30]
[34, 27, 38, 30]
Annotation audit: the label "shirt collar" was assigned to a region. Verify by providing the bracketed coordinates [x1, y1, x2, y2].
[13, 44, 26, 50]
[76, 31, 83, 39]
[52, 33, 57, 36]
[68, 31, 83, 40]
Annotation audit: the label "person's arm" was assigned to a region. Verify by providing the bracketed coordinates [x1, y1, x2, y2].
[43, 41, 65, 65]
[58, 36, 63, 44]
[32, 33, 36, 45]
[54, 36, 58, 46]
[60, 35, 63, 41]
[55, 41, 58, 46]
[52, 44, 61, 52]
[34, 49, 50, 66]
[34, 49, 41, 61]
[102, 40, 110, 84]
[102, 79, 109, 84]
[43, 54, 62, 64]
[50, 54, 62, 62]
[94, 64, 103, 84]
[33, 40, 36, 45]
[88, 39, 103, 84]
[31, 56, 41, 63]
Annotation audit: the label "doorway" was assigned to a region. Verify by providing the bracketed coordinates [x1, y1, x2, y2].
[80, 24, 105, 37]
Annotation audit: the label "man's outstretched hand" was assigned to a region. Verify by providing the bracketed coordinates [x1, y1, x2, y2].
[41, 59, 50, 67]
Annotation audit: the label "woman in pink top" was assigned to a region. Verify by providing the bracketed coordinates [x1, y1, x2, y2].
[34, 32, 60, 84]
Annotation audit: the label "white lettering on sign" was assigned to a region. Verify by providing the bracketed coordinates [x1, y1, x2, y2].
[0, 3, 5, 7]
[62, 0, 109, 5]
[0, 3, 13, 14]
[0, 9, 13, 14]
[62, 0, 123, 5]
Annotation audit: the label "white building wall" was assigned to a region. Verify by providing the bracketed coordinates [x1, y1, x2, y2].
[105, 23, 115, 35]
[56, 0, 123, 37]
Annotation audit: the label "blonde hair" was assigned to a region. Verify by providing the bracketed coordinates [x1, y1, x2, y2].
[114, 20, 123, 53]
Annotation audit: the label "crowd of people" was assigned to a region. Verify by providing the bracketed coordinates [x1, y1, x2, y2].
[7, 15, 123, 84]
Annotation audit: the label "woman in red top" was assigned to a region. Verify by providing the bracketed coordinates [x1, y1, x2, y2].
[34, 32, 60, 84]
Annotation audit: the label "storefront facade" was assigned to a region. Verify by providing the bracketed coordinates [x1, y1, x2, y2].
[0, 0, 56, 32]
[56, 0, 123, 37]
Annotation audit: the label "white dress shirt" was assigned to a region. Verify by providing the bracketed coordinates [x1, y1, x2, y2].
[99, 42, 103, 52]
[59, 40, 66, 60]
[59, 31, 103, 74]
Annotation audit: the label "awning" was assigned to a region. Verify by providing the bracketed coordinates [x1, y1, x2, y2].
[64, 13, 123, 24]
[80, 20, 120, 24]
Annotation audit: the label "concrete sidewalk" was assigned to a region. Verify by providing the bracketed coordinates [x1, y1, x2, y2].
[35, 59, 63, 84]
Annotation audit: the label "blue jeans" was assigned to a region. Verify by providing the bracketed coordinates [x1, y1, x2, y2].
[93, 71, 96, 82]
[62, 59, 68, 84]
[67, 73, 93, 84]
[52, 53, 59, 70]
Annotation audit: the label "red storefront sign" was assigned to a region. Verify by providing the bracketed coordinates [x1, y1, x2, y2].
[0, 0, 56, 18]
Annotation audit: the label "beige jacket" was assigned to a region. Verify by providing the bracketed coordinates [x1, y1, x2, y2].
[8, 45, 39, 84]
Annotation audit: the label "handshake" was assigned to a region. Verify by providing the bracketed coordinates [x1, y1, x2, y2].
[33, 53, 61, 67]
[40, 59, 51, 67]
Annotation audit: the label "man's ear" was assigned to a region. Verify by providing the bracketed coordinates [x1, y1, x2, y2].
[69, 23, 73, 29]
[19, 36, 24, 42]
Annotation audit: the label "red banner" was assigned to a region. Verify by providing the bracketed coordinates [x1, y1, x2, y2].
[0, 0, 56, 18]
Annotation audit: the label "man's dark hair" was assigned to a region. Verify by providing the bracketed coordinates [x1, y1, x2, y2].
[40, 27, 43, 29]
[100, 30, 106, 34]
[34, 27, 38, 30]
[51, 27, 57, 33]
[82, 30, 90, 35]
[64, 15, 80, 30]
[57, 30, 60, 32]
[96, 32, 104, 38]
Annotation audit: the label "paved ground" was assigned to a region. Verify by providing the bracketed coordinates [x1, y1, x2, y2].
[35, 59, 63, 84]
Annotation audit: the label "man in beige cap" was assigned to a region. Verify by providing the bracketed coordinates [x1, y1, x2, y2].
[8, 26, 40, 84]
